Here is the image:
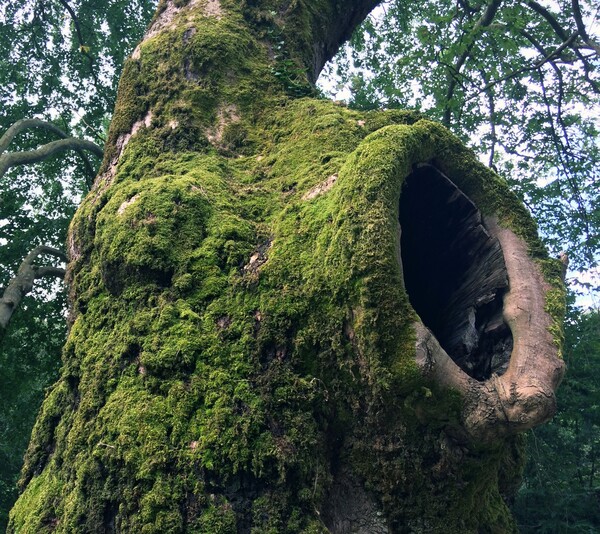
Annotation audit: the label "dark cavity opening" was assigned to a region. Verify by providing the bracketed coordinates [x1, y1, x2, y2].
[399, 164, 513, 381]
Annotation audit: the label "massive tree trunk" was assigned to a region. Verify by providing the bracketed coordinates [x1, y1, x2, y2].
[10, 0, 565, 532]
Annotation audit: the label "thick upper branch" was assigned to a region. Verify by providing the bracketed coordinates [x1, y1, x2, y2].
[303, 0, 384, 82]
[571, 0, 600, 54]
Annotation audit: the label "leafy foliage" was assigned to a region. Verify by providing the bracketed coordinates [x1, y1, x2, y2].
[0, 0, 156, 250]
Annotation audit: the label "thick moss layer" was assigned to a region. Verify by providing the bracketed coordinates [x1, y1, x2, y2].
[10, 2, 564, 532]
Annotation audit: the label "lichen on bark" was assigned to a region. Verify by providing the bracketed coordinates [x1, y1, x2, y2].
[10, 1, 564, 533]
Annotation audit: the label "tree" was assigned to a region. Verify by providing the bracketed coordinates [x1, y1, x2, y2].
[7, 0, 566, 532]
[0, 118, 103, 336]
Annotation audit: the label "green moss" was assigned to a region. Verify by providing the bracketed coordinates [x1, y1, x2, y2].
[11, 8, 562, 529]
[9, 468, 64, 533]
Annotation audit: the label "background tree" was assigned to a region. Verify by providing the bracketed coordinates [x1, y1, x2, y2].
[0, 1, 155, 529]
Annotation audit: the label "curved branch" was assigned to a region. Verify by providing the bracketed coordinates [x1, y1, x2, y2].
[0, 246, 67, 333]
[0, 119, 70, 156]
[23, 245, 68, 265]
[0, 137, 103, 180]
[0, 118, 104, 188]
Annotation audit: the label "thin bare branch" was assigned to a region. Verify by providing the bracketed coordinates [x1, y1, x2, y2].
[57, 0, 101, 89]
[443, 0, 503, 125]
[477, 67, 497, 168]
[522, 29, 600, 93]
[524, 0, 600, 92]
[469, 33, 578, 99]
[571, 0, 600, 54]
[79, 115, 107, 145]
[537, 68, 595, 265]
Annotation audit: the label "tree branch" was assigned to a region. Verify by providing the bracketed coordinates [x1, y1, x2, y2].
[571, 0, 600, 54]
[0, 118, 103, 188]
[525, 0, 570, 40]
[477, 67, 497, 168]
[57, 0, 101, 89]
[468, 32, 579, 99]
[0, 246, 67, 333]
[537, 68, 595, 265]
[0, 136, 103, 181]
[0, 119, 69, 156]
[523, 0, 600, 92]
[443, 0, 503, 125]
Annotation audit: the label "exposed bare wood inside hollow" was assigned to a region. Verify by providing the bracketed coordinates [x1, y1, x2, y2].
[400, 164, 512, 380]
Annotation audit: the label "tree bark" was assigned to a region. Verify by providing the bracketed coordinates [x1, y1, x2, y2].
[10, 1, 565, 532]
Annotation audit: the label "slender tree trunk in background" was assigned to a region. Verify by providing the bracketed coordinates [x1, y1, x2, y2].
[9, 1, 565, 532]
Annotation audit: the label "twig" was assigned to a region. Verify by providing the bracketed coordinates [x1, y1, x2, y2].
[57, 0, 101, 89]
[443, 0, 503, 125]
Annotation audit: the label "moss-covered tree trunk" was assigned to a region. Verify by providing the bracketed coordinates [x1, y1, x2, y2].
[9, 0, 565, 532]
